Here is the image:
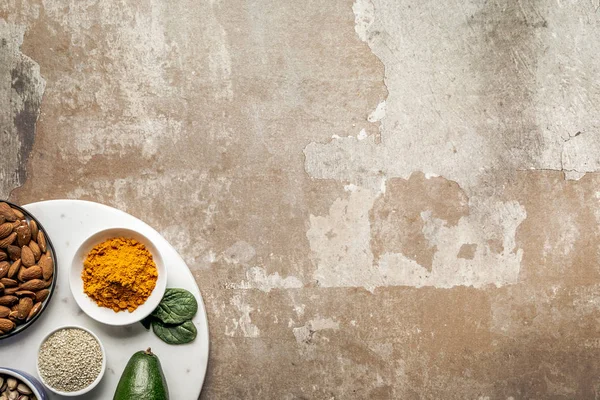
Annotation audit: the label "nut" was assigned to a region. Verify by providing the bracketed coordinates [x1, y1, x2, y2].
[20, 246, 34, 268]
[39, 255, 53, 281]
[26, 302, 41, 322]
[0, 223, 12, 240]
[0, 279, 17, 288]
[0, 296, 18, 306]
[6, 246, 20, 261]
[35, 289, 49, 303]
[14, 291, 35, 298]
[28, 241, 41, 261]
[0, 306, 9, 318]
[15, 225, 31, 248]
[0, 233, 16, 249]
[0, 318, 15, 332]
[19, 280, 45, 291]
[18, 266, 42, 281]
[29, 220, 38, 241]
[0, 262, 8, 279]
[0, 251, 6, 262]
[37, 231, 47, 253]
[0, 203, 17, 222]
[7, 260, 20, 279]
[17, 298, 33, 320]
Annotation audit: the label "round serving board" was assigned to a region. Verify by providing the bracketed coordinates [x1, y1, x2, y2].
[0, 200, 209, 399]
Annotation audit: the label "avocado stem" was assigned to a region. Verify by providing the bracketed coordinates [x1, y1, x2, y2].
[145, 347, 153, 355]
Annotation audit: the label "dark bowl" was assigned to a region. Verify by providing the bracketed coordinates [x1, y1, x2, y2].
[0, 201, 58, 340]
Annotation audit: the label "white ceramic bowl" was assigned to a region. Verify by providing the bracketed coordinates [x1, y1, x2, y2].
[36, 325, 106, 397]
[69, 227, 167, 326]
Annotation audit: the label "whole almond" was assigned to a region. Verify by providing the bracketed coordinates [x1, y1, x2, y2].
[0, 251, 6, 262]
[7, 260, 20, 279]
[0, 305, 9, 318]
[27, 302, 42, 321]
[11, 208, 25, 219]
[37, 231, 47, 253]
[40, 256, 54, 280]
[6, 245, 20, 261]
[0, 223, 13, 239]
[0, 281, 4, 293]
[0, 261, 9, 279]
[21, 246, 35, 267]
[19, 279, 45, 291]
[35, 289, 50, 302]
[17, 297, 33, 320]
[8, 311, 18, 322]
[0, 318, 15, 332]
[16, 225, 31, 248]
[19, 265, 42, 281]
[0, 295, 18, 306]
[0, 232, 16, 248]
[0, 278, 17, 287]
[15, 290, 35, 298]
[29, 219, 38, 238]
[0, 203, 17, 222]
[29, 240, 41, 261]
[4, 287, 18, 295]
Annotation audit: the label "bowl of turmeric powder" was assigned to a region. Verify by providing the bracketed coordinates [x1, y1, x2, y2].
[69, 228, 167, 326]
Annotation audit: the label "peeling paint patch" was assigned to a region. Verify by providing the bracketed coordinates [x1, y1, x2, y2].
[225, 294, 260, 338]
[0, 19, 45, 198]
[293, 317, 340, 344]
[233, 266, 303, 292]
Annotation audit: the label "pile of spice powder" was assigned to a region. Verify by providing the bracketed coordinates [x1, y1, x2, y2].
[82, 237, 158, 312]
[38, 328, 103, 392]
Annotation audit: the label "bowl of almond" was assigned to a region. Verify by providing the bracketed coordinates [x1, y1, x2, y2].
[0, 201, 57, 339]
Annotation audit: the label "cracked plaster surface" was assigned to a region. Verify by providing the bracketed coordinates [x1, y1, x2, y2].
[3, 0, 600, 398]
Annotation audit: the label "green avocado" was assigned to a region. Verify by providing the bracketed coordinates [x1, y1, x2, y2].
[113, 348, 169, 400]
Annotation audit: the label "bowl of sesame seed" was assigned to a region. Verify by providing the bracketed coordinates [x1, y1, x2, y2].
[36, 325, 106, 396]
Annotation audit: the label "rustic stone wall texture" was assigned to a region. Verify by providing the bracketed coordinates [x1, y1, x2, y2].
[2, 0, 600, 398]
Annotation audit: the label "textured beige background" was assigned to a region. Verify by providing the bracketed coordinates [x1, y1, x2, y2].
[2, 0, 600, 398]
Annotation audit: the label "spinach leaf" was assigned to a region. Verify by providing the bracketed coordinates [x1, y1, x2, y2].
[151, 288, 198, 324]
[152, 320, 197, 345]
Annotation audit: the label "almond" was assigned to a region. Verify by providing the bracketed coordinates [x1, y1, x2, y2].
[6, 245, 20, 261]
[35, 289, 49, 303]
[37, 231, 47, 253]
[0, 203, 17, 222]
[0, 223, 13, 239]
[19, 279, 45, 291]
[0, 250, 6, 262]
[0, 318, 15, 332]
[16, 225, 31, 248]
[29, 240, 41, 261]
[7, 259, 20, 279]
[0, 215, 4, 225]
[0, 295, 18, 306]
[11, 208, 25, 219]
[21, 246, 35, 267]
[26, 302, 42, 322]
[29, 220, 38, 241]
[3, 287, 18, 295]
[0, 305, 9, 318]
[0, 278, 17, 287]
[17, 297, 33, 320]
[40, 255, 54, 280]
[19, 265, 42, 281]
[0, 281, 4, 293]
[0, 261, 9, 279]
[7, 311, 18, 322]
[15, 290, 35, 298]
[0, 232, 16, 248]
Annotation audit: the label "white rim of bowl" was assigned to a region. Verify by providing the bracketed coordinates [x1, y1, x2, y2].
[0, 367, 45, 399]
[36, 325, 107, 397]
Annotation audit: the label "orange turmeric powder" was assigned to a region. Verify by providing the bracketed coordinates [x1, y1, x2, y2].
[82, 237, 158, 312]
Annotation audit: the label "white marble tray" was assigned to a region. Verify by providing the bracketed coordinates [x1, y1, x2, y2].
[0, 200, 209, 399]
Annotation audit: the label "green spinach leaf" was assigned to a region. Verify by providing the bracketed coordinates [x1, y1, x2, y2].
[151, 288, 198, 324]
[152, 320, 197, 345]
